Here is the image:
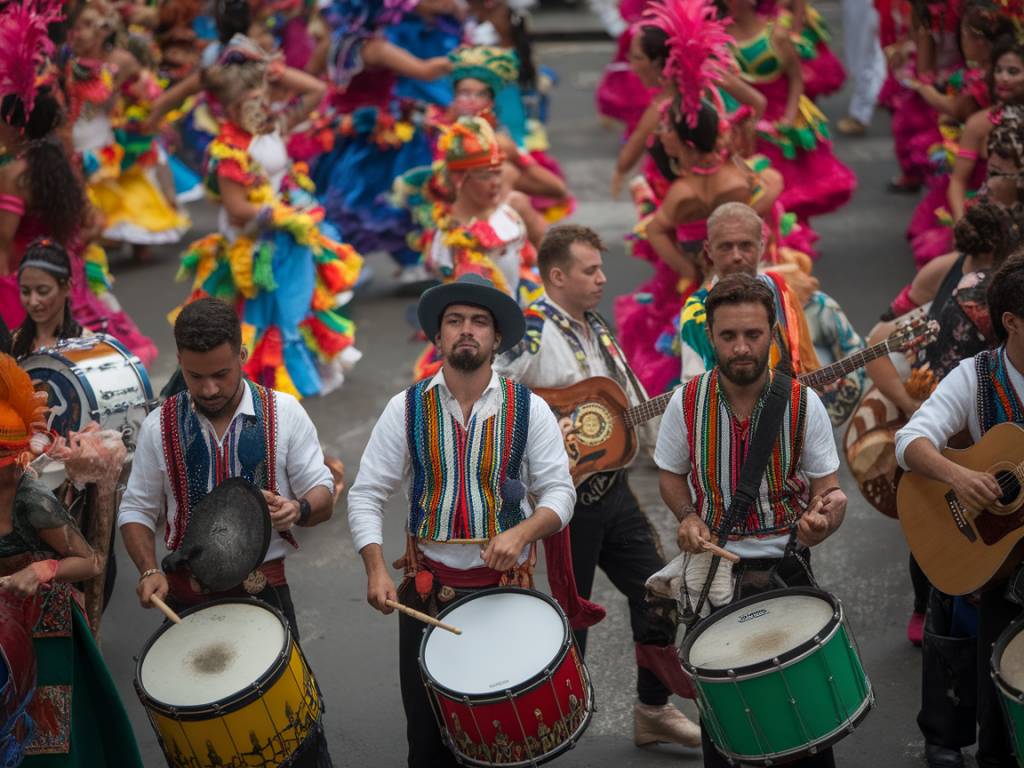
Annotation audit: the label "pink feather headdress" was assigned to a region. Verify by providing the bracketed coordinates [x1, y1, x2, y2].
[644, 0, 733, 127]
[0, 0, 64, 121]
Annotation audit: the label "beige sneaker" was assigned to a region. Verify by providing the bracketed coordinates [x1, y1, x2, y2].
[836, 116, 868, 136]
[633, 701, 701, 747]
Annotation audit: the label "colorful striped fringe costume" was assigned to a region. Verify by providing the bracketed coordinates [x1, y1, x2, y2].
[683, 370, 809, 539]
[976, 347, 1024, 433]
[405, 377, 530, 541]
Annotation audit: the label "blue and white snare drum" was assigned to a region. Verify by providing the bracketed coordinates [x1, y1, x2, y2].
[20, 334, 154, 452]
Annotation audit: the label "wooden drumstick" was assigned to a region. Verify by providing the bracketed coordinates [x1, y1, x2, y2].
[445, 537, 490, 546]
[698, 538, 741, 563]
[385, 599, 462, 635]
[151, 595, 182, 625]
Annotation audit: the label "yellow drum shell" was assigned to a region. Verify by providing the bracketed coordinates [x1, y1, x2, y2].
[135, 599, 322, 768]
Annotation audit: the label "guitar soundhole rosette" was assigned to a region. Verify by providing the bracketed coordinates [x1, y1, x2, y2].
[573, 403, 613, 447]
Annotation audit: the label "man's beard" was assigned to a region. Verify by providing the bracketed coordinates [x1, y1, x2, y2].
[448, 344, 489, 372]
[719, 350, 770, 386]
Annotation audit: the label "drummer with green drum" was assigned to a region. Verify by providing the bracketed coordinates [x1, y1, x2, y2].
[655, 273, 853, 767]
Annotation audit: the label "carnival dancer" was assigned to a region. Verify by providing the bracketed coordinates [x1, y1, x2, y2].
[0, 352, 144, 767]
[895, 252, 1024, 768]
[176, 45, 363, 398]
[412, 116, 542, 380]
[656, 272, 848, 768]
[494, 225, 702, 749]
[615, 99, 785, 396]
[905, 6, 1015, 267]
[119, 298, 335, 765]
[608, 9, 768, 201]
[348, 273, 587, 767]
[947, 35, 1024, 225]
[67, 1, 190, 250]
[0, 1, 156, 366]
[311, 0, 451, 279]
[443, 45, 571, 216]
[718, 0, 856, 221]
[394, 45, 568, 252]
[757, 0, 847, 101]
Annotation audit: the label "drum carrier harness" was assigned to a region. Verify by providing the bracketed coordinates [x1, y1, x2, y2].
[682, 371, 816, 628]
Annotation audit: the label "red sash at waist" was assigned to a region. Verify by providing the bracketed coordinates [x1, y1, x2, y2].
[166, 558, 287, 606]
[421, 556, 504, 589]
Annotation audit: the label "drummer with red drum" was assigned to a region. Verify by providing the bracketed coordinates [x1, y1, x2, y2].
[347, 274, 581, 767]
[655, 274, 849, 768]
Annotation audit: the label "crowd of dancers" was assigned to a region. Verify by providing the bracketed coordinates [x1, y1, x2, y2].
[1, 0, 1024, 766]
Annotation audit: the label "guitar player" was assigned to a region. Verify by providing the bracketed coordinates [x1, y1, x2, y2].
[896, 253, 1024, 768]
[495, 224, 702, 750]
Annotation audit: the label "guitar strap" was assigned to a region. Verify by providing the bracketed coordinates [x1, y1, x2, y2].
[683, 371, 795, 627]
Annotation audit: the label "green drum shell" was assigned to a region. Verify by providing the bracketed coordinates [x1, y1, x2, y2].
[683, 588, 873, 765]
[991, 619, 1024, 766]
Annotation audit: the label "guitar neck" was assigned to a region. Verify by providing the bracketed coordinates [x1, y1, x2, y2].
[624, 388, 678, 428]
[799, 337, 894, 389]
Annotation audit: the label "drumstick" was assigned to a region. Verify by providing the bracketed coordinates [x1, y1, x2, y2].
[151, 595, 182, 625]
[445, 537, 490, 545]
[698, 539, 741, 563]
[385, 599, 462, 635]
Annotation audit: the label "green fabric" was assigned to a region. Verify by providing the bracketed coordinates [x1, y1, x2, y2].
[25, 609, 144, 768]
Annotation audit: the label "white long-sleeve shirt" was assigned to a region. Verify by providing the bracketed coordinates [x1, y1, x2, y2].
[896, 352, 1024, 469]
[118, 385, 334, 563]
[654, 382, 839, 558]
[347, 369, 576, 570]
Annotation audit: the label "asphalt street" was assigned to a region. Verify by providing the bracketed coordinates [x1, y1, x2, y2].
[94, 3, 953, 766]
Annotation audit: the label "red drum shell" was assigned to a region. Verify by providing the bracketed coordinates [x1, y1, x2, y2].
[420, 588, 593, 767]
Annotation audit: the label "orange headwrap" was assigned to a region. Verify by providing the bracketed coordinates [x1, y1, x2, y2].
[0, 353, 47, 469]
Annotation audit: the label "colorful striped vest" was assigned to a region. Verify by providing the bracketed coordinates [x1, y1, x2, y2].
[683, 370, 809, 538]
[976, 347, 1024, 433]
[160, 381, 290, 550]
[405, 376, 531, 542]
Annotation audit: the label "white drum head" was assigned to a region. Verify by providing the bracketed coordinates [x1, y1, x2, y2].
[999, 629, 1024, 692]
[689, 593, 835, 671]
[140, 602, 286, 707]
[423, 592, 565, 695]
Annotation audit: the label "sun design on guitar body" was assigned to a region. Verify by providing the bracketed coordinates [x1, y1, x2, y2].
[571, 403, 613, 448]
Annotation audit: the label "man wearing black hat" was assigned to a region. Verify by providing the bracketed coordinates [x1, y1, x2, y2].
[347, 274, 578, 768]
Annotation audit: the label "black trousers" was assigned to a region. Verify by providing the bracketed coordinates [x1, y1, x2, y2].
[917, 589, 977, 751]
[569, 472, 675, 705]
[167, 585, 333, 768]
[397, 579, 464, 768]
[699, 551, 836, 768]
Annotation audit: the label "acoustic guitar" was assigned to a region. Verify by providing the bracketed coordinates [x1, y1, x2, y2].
[898, 422, 1024, 595]
[534, 317, 937, 486]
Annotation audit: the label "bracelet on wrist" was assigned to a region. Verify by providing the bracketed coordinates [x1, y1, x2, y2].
[678, 504, 697, 520]
[139, 568, 162, 583]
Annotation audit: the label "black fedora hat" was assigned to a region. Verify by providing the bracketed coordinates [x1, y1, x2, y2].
[417, 274, 525, 354]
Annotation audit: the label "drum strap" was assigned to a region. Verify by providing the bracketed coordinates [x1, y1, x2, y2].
[683, 372, 794, 628]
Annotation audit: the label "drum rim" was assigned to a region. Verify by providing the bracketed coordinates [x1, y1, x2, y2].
[97, 333, 155, 401]
[418, 587, 573, 703]
[133, 597, 293, 718]
[709, 690, 873, 765]
[991, 618, 1024, 702]
[681, 587, 843, 680]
